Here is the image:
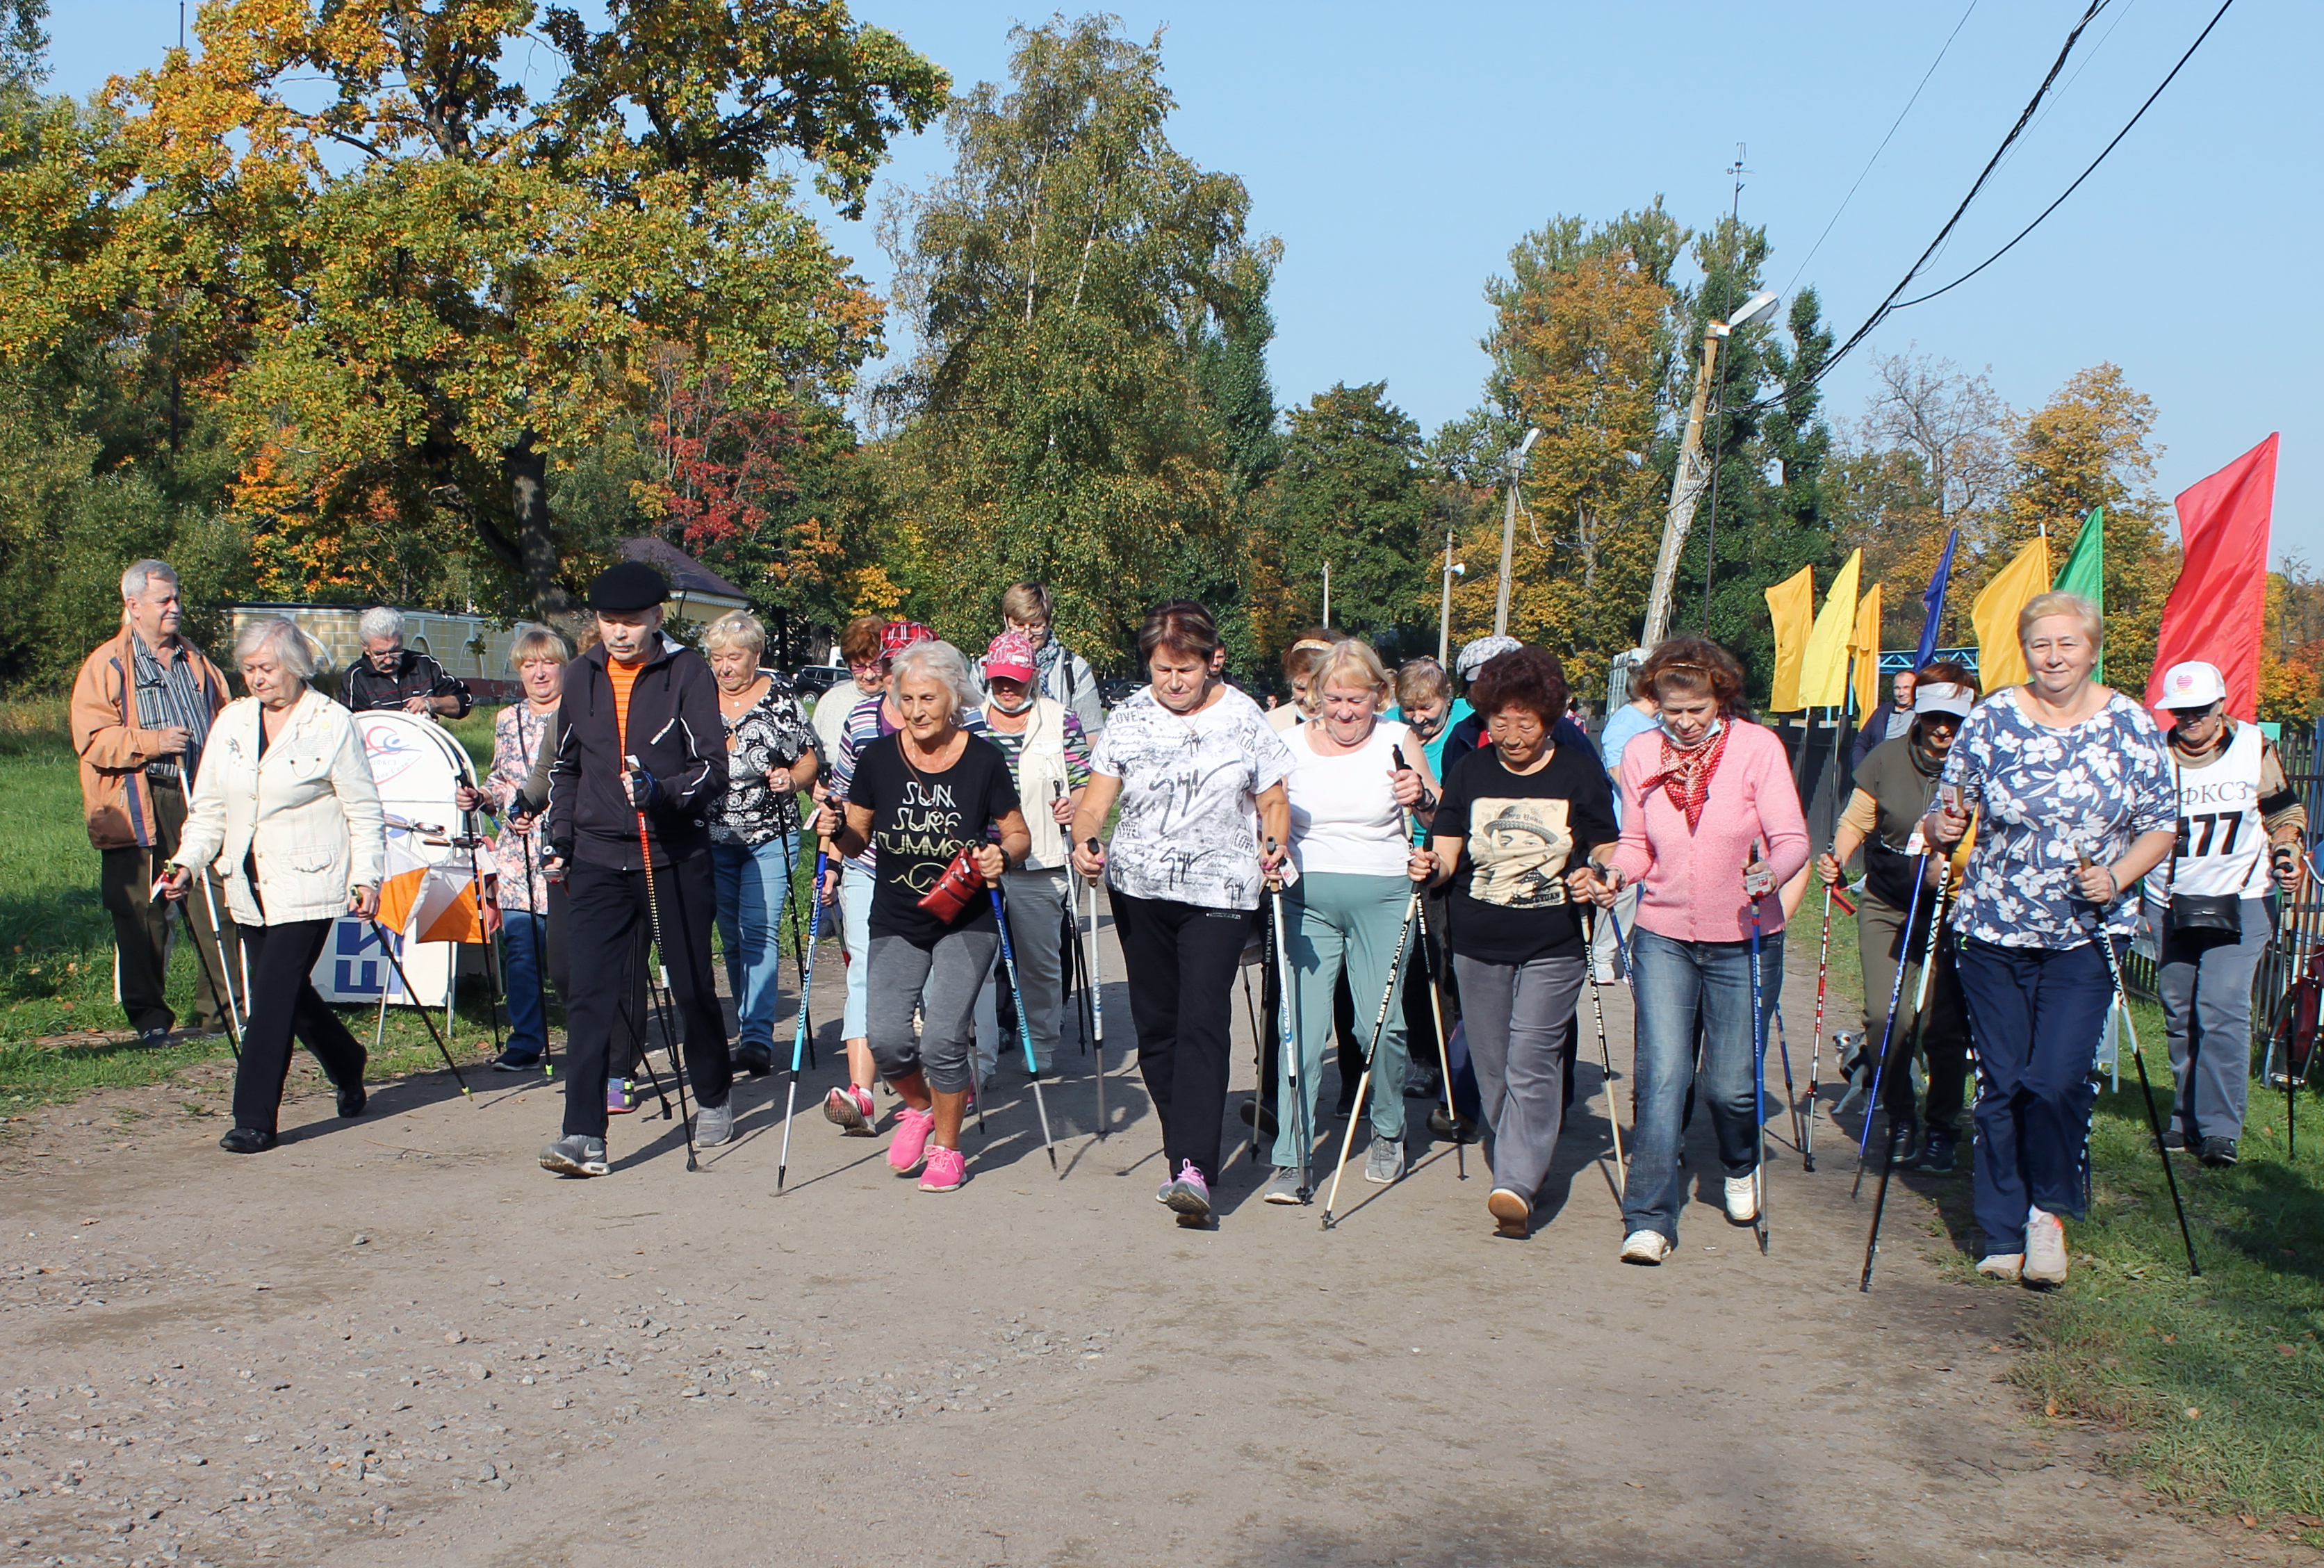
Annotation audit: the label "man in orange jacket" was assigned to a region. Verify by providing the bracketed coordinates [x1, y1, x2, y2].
[69, 560, 236, 1045]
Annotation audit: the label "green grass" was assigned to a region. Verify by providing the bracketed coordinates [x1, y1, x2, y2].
[0, 701, 514, 1106]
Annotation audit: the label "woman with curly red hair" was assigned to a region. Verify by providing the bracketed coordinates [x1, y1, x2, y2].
[1579, 636, 1808, 1264]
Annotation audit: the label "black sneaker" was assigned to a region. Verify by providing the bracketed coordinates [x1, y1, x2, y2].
[2159, 1127, 2188, 1153]
[219, 1127, 277, 1154]
[735, 1043, 774, 1078]
[1914, 1127, 1959, 1173]
[2198, 1136, 2238, 1168]
[1403, 1063, 1443, 1100]
[491, 1050, 543, 1072]
[539, 1134, 609, 1176]
[139, 1027, 173, 1050]
[336, 1081, 367, 1118]
[1236, 1099, 1280, 1138]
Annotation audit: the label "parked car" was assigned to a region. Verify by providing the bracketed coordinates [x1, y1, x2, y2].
[1098, 676, 1143, 707]
[789, 664, 846, 699]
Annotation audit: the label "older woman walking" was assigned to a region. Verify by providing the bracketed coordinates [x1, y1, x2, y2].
[1072, 602, 1293, 1226]
[703, 611, 820, 1077]
[1418, 646, 1617, 1237]
[164, 618, 384, 1153]
[1265, 638, 1435, 1201]
[455, 623, 568, 1070]
[1931, 592, 2176, 1287]
[819, 641, 1031, 1193]
[1582, 636, 1807, 1264]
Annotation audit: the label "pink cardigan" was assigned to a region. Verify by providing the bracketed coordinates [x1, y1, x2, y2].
[1605, 720, 1809, 942]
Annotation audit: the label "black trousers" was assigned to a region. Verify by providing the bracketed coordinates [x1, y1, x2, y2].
[563, 855, 730, 1139]
[231, 919, 365, 1134]
[1116, 890, 1255, 1185]
[98, 778, 239, 1034]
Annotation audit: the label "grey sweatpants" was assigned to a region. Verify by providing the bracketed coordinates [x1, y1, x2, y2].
[2155, 897, 2268, 1142]
[1452, 952, 1587, 1204]
[867, 929, 1001, 1095]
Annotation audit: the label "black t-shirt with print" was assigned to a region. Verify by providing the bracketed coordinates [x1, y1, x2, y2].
[848, 730, 1021, 943]
[1436, 741, 1619, 965]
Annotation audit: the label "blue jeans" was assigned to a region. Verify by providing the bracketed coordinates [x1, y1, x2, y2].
[502, 909, 548, 1061]
[1624, 926, 1784, 1242]
[711, 833, 801, 1053]
[1956, 938, 2111, 1252]
[842, 863, 874, 1040]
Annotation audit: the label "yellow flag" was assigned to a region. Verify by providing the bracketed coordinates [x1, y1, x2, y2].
[1763, 565, 1815, 712]
[1971, 534, 2054, 690]
[1851, 582, 1884, 718]
[1797, 550, 1862, 708]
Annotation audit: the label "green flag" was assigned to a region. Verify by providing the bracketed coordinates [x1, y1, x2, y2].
[2052, 505, 2104, 682]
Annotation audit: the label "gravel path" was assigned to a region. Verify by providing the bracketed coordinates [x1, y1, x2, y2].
[0, 908, 2265, 1567]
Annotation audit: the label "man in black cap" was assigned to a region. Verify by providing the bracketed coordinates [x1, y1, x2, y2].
[539, 561, 734, 1175]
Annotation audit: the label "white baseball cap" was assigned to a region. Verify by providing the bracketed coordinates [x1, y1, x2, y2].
[2158, 661, 2226, 710]
[1914, 682, 1976, 720]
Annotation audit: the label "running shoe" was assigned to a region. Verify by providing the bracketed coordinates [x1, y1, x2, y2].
[919, 1145, 967, 1192]
[1262, 1167, 1305, 1205]
[1364, 1136, 1404, 1184]
[2022, 1207, 2069, 1287]
[1163, 1161, 1211, 1222]
[2199, 1136, 2239, 1168]
[694, 1100, 734, 1148]
[824, 1084, 876, 1135]
[1487, 1188, 1530, 1239]
[887, 1106, 935, 1176]
[1619, 1230, 1672, 1265]
[607, 1077, 637, 1116]
[2159, 1126, 2188, 1152]
[491, 1050, 542, 1072]
[1723, 1175, 1759, 1224]
[539, 1134, 608, 1177]
[1913, 1127, 1960, 1173]
[1975, 1253, 2024, 1283]
[735, 1042, 774, 1078]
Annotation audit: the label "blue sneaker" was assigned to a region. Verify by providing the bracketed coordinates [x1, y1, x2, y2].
[607, 1077, 637, 1116]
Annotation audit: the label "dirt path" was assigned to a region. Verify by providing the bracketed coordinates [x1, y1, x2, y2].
[0, 913, 2265, 1567]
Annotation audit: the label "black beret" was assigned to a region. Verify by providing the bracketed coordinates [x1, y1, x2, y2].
[586, 561, 669, 611]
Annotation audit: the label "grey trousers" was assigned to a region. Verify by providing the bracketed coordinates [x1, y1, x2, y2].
[2156, 897, 2269, 1141]
[1452, 952, 1587, 1204]
[867, 929, 1001, 1095]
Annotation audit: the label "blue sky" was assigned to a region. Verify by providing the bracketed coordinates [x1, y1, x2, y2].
[49, 1, 2321, 565]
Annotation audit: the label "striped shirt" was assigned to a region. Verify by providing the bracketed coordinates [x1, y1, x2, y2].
[130, 632, 213, 784]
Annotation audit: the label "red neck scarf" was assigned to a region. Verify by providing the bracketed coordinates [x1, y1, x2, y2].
[1640, 723, 1730, 834]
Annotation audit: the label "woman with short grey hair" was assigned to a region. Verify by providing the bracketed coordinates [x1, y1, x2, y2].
[700, 609, 819, 1075]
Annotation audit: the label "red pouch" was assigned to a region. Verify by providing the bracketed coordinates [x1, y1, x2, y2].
[916, 844, 988, 924]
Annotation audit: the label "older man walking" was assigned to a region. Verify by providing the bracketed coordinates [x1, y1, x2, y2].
[338, 606, 472, 717]
[69, 560, 237, 1045]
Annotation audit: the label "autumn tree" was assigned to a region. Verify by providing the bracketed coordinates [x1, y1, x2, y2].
[877, 15, 1269, 658]
[11, 0, 944, 621]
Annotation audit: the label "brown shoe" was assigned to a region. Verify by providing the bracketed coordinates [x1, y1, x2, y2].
[1487, 1187, 1530, 1239]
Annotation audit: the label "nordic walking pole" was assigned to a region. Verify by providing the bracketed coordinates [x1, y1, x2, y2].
[628, 755, 697, 1172]
[1320, 895, 1419, 1231]
[1393, 744, 1462, 1179]
[1854, 851, 1931, 1195]
[1241, 959, 1265, 1168]
[194, 875, 245, 1055]
[1805, 879, 1857, 1173]
[1084, 839, 1107, 1140]
[367, 918, 472, 1099]
[1769, 1002, 1803, 1155]
[1746, 847, 1771, 1257]
[162, 872, 240, 1063]
[518, 830, 554, 1078]
[776, 825, 813, 1069]
[1268, 840, 1311, 1201]
[2079, 853, 2201, 1277]
[776, 844, 831, 1195]
[1580, 908, 1628, 1200]
[460, 817, 504, 1058]
[1862, 857, 1954, 1291]
[990, 885, 1059, 1172]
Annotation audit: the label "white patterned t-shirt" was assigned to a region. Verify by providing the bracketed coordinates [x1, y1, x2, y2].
[1938, 688, 2175, 949]
[1090, 685, 1295, 912]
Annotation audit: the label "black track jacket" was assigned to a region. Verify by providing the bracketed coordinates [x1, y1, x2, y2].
[549, 635, 726, 871]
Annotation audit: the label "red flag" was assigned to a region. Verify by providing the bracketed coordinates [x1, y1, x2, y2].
[2144, 434, 2277, 722]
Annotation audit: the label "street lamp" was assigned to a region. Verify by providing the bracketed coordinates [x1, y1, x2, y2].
[1491, 426, 1542, 639]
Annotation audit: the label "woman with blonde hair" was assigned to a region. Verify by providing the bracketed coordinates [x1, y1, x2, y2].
[1929, 591, 2175, 1288]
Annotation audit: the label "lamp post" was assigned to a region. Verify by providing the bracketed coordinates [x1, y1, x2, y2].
[1491, 426, 1542, 639]
[1321, 560, 1331, 628]
[1639, 290, 1779, 650]
[1437, 534, 1466, 665]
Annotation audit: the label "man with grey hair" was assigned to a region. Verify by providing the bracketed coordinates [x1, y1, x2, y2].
[337, 605, 472, 717]
[69, 560, 238, 1046]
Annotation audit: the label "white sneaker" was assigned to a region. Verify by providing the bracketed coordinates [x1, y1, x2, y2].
[1620, 1230, 1672, 1265]
[2022, 1207, 2069, 1287]
[1976, 1253, 2024, 1283]
[1723, 1175, 1759, 1224]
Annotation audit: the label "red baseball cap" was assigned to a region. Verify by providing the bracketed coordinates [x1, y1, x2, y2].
[878, 620, 935, 661]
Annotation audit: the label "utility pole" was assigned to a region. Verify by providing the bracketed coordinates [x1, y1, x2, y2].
[1437, 530, 1464, 666]
[1491, 427, 1541, 639]
[1640, 289, 1780, 650]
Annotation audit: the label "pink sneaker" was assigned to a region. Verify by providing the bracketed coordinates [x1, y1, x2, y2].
[918, 1145, 967, 1192]
[824, 1084, 875, 1135]
[887, 1106, 935, 1175]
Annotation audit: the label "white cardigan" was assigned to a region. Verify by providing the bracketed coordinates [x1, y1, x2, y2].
[177, 689, 387, 926]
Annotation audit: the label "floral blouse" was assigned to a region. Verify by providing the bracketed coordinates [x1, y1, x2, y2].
[1938, 688, 2175, 949]
[483, 703, 554, 913]
[712, 671, 817, 848]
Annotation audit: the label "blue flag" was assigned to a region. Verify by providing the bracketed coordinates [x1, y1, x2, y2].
[1915, 528, 1958, 668]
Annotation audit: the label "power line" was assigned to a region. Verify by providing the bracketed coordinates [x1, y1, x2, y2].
[1756, 0, 2113, 411]
[1781, 0, 1980, 299]
[1892, 0, 2234, 310]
